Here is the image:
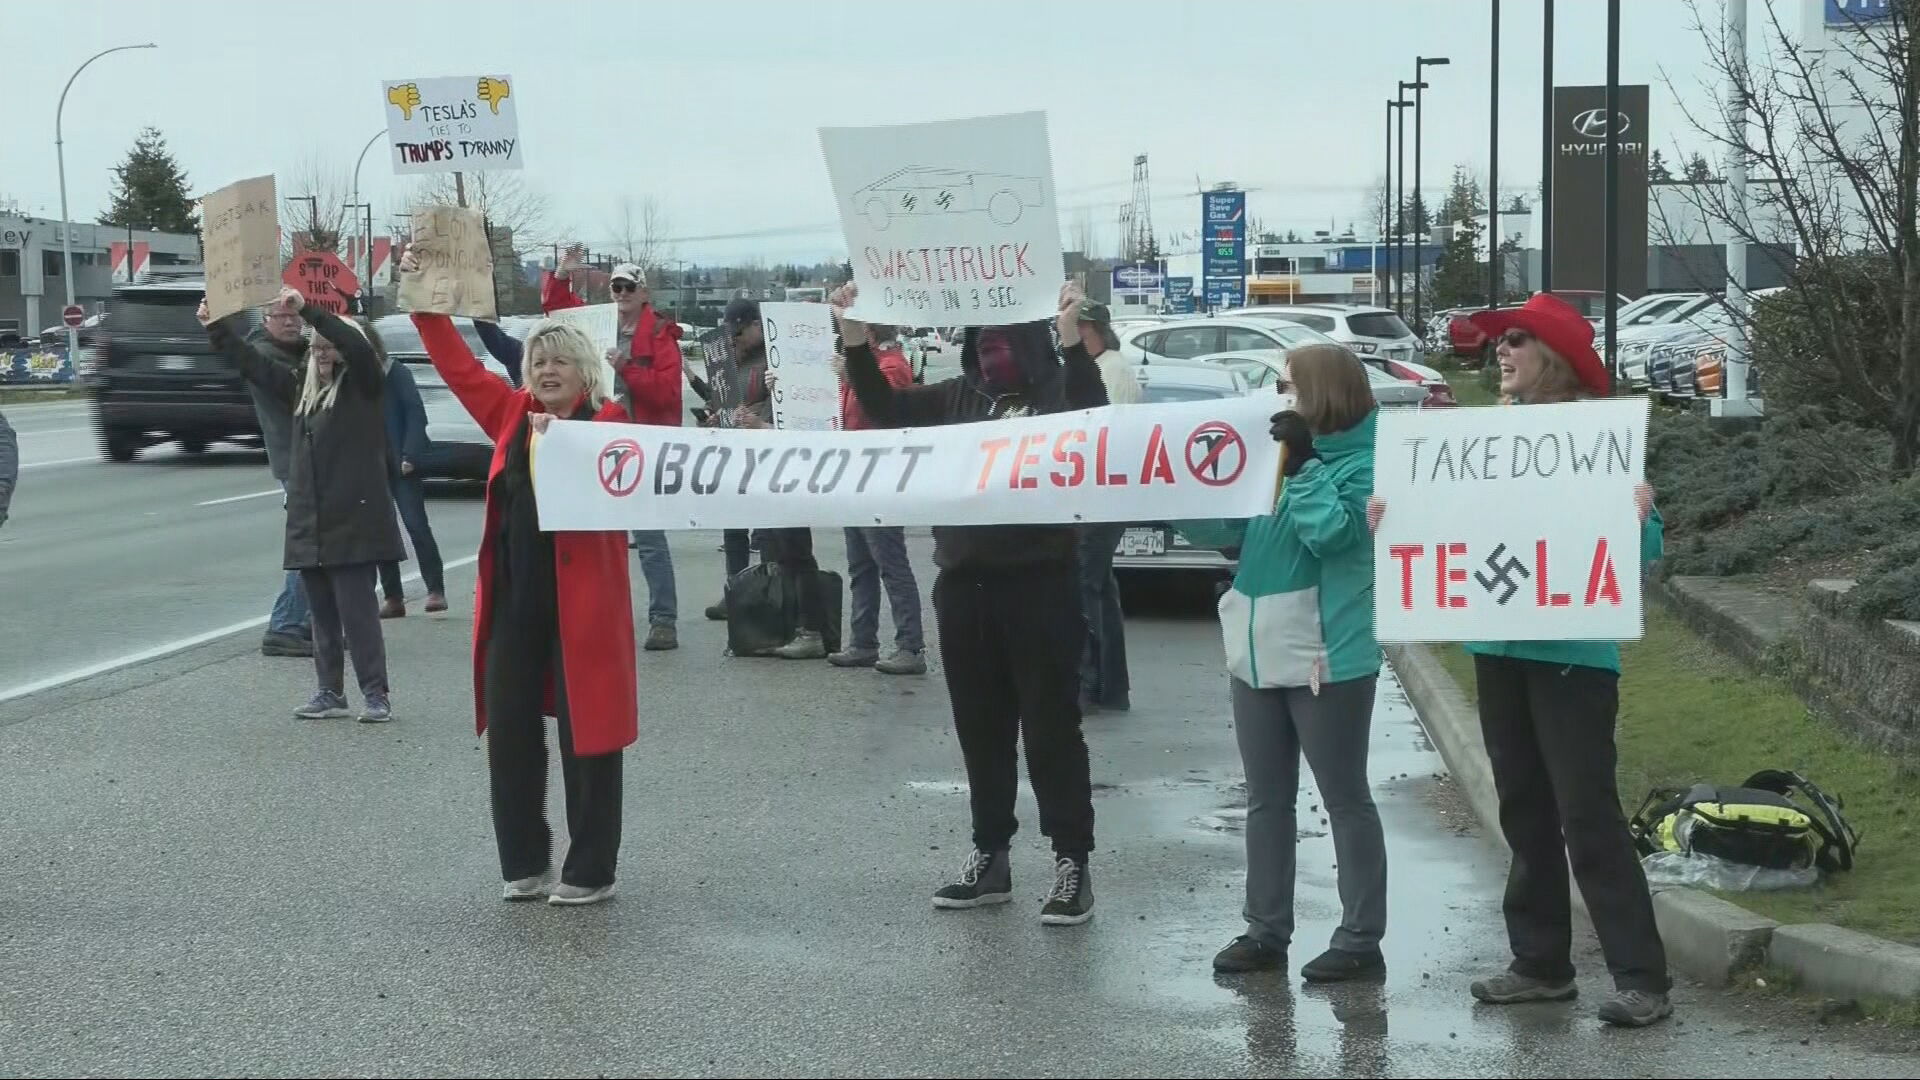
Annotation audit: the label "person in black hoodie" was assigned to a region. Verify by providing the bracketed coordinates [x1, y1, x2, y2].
[835, 281, 1109, 926]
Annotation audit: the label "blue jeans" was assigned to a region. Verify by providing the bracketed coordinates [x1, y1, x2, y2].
[269, 481, 310, 637]
[379, 472, 446, 600]
[844, 526, 923, 653]
[630, 530, 678, 627]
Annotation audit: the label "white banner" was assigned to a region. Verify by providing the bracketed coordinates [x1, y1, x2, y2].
[383, 75, 523, 174]
[531, 396, 1280, 531]
[762, 301, 841, 431]
[546, 303, 619, 355]
[820, 110, 1063, 328]
[1373, 398, 1651, 643]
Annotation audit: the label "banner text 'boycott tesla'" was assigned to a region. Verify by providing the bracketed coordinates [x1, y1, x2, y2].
[530, 396, 1284, 532]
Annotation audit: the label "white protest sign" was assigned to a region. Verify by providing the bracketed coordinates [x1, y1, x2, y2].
[383, 75, 522, 174]
[762, 301, 841, 431]
[531, 395, 1278, 531]
[821, 110, 1062, 328]
[1373, 398, 1651, 643]
[546, 303, 619, 355]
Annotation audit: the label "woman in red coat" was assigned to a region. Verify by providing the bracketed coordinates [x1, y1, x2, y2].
[408, 287, 638, 907]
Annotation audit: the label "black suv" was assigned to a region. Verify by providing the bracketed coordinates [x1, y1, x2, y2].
[90, 278, 263, 462]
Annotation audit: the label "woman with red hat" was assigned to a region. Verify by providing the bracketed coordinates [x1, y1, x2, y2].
[1369, 292, 1671, 1027]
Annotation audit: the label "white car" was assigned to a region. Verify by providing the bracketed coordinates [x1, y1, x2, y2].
[1110, 362, 1249, 576]
[1222, 302, 1433, 371]
[1121, 316, 1457, 407]
[1183, 349, 1431, 410]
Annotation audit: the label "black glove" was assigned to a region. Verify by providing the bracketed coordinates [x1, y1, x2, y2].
[1270, 410, 1317, 476]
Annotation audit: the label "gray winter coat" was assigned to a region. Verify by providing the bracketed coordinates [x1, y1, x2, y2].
[0, 408, 16, 528]
[241, 328, 305, 482]
[210, 306, 405, 570]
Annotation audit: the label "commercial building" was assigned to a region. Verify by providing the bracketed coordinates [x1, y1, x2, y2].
[0, 212, 199, 344]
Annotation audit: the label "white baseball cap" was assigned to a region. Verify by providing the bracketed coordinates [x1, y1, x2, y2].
[610, 263, 645, 284]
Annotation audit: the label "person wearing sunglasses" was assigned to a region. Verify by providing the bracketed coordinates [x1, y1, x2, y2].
[543, 249, 685, 652]
[1368, 292, 1670, 1028]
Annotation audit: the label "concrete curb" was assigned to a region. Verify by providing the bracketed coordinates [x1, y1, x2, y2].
[1386, 642, 1920, 1002]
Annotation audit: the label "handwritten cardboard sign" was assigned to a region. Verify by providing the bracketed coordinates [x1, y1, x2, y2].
[201, 175, 280, 322]
[397, 205, 496, 320]
[383, 75, 522, 175]
[761, 301, 841, 431]
[1372, 398, 1651, 642]
[821, 110, 1063, 328]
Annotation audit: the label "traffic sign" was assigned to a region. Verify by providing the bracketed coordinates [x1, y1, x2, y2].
[283, 250, 361, 316]
[62, 305, 86, 328]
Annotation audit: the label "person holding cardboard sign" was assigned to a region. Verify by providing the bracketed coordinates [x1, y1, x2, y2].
[1369, 292, 1671, 1028]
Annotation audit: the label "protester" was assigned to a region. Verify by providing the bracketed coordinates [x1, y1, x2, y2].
[828, 321, 925, 675]
[473, 319, 524, 387]
[1067, 300, 1141, 712]
[545, 251, 684, 651]
[201, 288, 401, 723]
[1179, 344, 1387, 982]
[0, 407, 16, 529]
[1369, 292, 1670, 1027]
[375, 344, 448, 618]
[837, 281, 1108, 926]
[406, 290, 636, 907]
[240, 299, 314, 658]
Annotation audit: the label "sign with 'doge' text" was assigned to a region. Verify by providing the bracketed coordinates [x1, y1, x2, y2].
[762, 301, 841, 431]
[530, 395, 1278, 531]
[201, 175, 280, 322]
[1373, 398, 1651, 642]
[821, 110, 1063, 328]
[383, 75, 522, 174]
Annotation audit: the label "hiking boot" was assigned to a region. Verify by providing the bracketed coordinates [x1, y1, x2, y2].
[772, 630, 826, 660]
[704, 600, 728, 622]
[932, 848, 1012, 909]
[1470, 971, 1579, 1004]
[1040, 857, 1094, 926]
[548, 882, 617, 907]
[503, 872, 554, 902]
[262, 631, 313, 658]
[1213, 935, 1286, 974]
[1597, 989, 1673, 1028]
[424, 593, 449, 614]
[875, 648, 927, 675]
[643, 624, 679, 651]
[829, 646, 880, 668]
[294, 690, 350, 720]
[379, 597, 407, 619]
[1301, 946, 1386, 983]
[358, 695, 393, 724]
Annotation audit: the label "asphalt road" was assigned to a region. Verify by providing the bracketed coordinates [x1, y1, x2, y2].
[2, 448, 1917, 1076]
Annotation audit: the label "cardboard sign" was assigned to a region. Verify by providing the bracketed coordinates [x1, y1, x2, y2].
[821, 110, 1063, 328]
[530, 394, 1279, 531]
[762, 301, 841, 431]
[201, 176, 280, 322]
[383, 75, 522, 175]
[1373, 398, 1652, 642]
[282, 249, 359, 316]
[397, 205, 496, 320]
[545, 303, 618, 356]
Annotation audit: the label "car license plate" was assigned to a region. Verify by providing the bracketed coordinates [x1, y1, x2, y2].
[1118, 528, 1166, 557]
[158, 354, 196, 372]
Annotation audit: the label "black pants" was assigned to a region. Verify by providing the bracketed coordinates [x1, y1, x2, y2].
[378, 472, 445, 599]
[1474, 654, 1668, 994]
[934, 563, 1093, 860]
[723, 529, 752, 579]
[757, 527, 823, 632]
[299, 564, 387, 699]
[1077, 523, 1130, 709]
[484, 608, 623, 888]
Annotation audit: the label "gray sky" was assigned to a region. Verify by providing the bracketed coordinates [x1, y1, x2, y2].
[10, 0, 1723, 264]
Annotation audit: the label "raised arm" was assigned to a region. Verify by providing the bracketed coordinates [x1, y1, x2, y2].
[412, 312, 519, 441]
[1060, 341, 1111, 409]
[473, 319, 524, 386]
[299, 296, 383, 399]
[203, 302, 299, 406]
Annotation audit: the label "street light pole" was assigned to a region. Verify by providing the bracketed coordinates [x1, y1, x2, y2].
[1488, 0, 1502, 309]
[1395, 87, 1409, 316]
[1383, 99, 1397, 312]
[1413, 58, 1449, 332]
[350, 129, 386, 302]
[1540, 0, 1556, 293]
[57, 42, 157, 360]
[1605, 0, 1621, 394]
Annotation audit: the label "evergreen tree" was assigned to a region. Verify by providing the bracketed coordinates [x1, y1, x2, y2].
[1428, 214, 1486, 310]
[1684, 153, 1715, 181]
[1648, 149, 1674, 181]
[99, 127, 198, 234]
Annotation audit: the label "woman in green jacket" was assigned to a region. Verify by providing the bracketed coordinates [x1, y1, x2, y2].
[1184, 344, 1387, 982]
[1371, 293, 1670, 1028]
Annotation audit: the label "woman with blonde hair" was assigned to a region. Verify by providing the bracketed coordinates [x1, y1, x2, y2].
[402, 248, 638, 906]
[1370, 292, 1670, 1027]
[1181, 343, 1386, 982]
[201, 287, 403, 723]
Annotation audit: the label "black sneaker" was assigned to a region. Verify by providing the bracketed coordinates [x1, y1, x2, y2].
[262, 631, 313, 658]
[1213, 935, 1285, 973]
[932, 848, 1012, 909]
[1040, 857, 1094, 926]
[704, 600, 728, 622]
[1470, 970, 1579, 1004]
[1301, 946, 1386, 983]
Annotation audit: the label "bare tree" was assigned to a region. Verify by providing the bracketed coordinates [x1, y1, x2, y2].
[1361, 175, 1392, 239]
[1659, 0, 1917, 469]
[1066, 205, 1097, 255]
[411, 171, 553, 262]
[603, 195, 676, 277]
[281, 154, 354, 259]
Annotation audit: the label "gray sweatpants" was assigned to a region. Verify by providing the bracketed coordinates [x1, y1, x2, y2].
[1231, 675, 1386, 953]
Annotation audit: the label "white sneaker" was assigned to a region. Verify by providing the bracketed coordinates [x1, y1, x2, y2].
[502, 872, 554, 902]
[548, 882, 617, 906]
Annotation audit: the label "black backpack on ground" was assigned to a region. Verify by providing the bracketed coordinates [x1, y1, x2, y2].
[1629, 769, 1860, 873]
[724, 563, 843, 657]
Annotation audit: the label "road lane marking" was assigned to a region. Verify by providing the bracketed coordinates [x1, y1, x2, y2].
[20, 426, 90, 436]
[0, 554, 480, 706]
[20, 456, 95, 470]
[198, 489, 284, 507]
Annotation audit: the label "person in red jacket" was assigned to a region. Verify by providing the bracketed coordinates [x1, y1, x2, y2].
[830, 322, 926, 674]
[543, 253, 684, 652]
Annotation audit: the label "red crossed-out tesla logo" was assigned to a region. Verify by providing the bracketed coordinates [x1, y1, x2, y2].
[598, 439, 645, 497]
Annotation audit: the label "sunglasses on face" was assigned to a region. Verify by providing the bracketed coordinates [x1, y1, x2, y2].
[1501, 329, 1534, 349]
[611, 281, 641, 294]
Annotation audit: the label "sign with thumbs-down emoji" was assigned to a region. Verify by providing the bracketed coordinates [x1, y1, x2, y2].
[381, 74, 523, 176]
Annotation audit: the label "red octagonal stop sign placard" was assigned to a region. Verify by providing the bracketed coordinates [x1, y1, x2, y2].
[283, 250, 360, 315]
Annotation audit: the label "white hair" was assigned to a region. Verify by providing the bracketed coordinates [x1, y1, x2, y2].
[521, 320, 612, 412]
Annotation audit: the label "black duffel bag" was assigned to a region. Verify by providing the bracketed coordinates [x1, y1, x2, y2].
[725, 563, 843, 657]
